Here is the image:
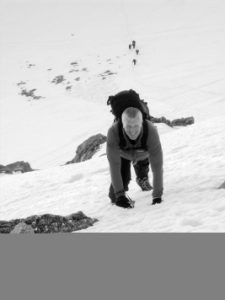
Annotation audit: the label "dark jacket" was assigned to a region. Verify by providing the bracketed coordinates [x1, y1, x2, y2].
[107, 120, 163, 198]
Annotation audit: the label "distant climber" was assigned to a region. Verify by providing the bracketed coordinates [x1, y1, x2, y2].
[132, 59, 137, 66]
[136, 49, 139, 55]
[132, 40, 136, 48]
[129, 44, 132, 50]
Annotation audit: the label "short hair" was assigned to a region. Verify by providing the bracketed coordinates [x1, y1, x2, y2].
[122, 107, 143, 119]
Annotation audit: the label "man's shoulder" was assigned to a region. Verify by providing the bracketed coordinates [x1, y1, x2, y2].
[145, 119, 157, 132]
[107, 121, 120, 141]
[108, 121, 119, 133]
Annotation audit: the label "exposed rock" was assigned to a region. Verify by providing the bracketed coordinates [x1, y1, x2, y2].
[66, 133, 106, 164]
[51, 75, 65, 84]
[70, 61, 78, 66]
[150, 116, 194, 127]
[20, 88, 36, 97]
[20, 88, 43, 100]
[11, 222, 34, 234]
[0, 221, 14, 233]
[0, 211, 98, 234]
[171, 116, 195, 126]
[27, 63, 35, 68]
[99, 70, 117, 78]
[0, 161, 34, 174]
[218, 181, 225, 189]
[17, 81, 26, 86]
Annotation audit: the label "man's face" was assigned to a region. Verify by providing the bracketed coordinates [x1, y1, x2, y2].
[122, 114, 143, 140]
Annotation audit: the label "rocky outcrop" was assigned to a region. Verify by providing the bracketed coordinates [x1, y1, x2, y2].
[11, 222, 34, 234]
[66, 133, 106, 164]
[150, 116, 194, 127]
[20, 88, 43, 100]
[0, 211, 98, 234]
[0, 161, 34, 174]
[51, 75, 65, 84]
[218, 181, 225, 189]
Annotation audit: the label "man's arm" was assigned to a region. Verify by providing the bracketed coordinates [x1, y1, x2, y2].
[147, 123, 163, 199]
[106, 126, 125, 195]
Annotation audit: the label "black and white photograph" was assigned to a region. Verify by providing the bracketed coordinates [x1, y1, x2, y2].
[0, 0, 225, 233]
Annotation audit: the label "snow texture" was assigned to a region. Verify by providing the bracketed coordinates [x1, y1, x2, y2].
[0, 0, 225, 232]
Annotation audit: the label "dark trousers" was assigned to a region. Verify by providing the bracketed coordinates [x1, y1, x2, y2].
[109, 158, 149, 201]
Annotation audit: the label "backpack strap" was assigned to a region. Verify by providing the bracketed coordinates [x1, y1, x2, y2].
[118, 120, 148, 150]
[141, 120, 148, 150]
[118, 120, 126, 149]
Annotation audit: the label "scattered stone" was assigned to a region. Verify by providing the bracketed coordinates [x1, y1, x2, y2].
[27, 63, 35, 68]
[99, 70, 117, 78]
[75, 77, 80, 81]
[20, 88, 43, 100]
[51, 75, 65, 84]
[66, 133, 106, 164]
[0, 212, 98, 234]
[20, 88, 36, 97]
[70, 61, 78, 66]
[17, 81, 26, 86]
[66, 85, 72, 90]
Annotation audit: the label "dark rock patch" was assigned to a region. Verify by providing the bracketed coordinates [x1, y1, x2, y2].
[150, 116, 194, 127]
[70, 61, 78, 66]
[99, 70, 117, 78]
[0, 161, 34, 174]
[218, 181, 225, 189]
[51, 75, 65, 84]
[0, 211, 98, 234]
[17, 81, 26, 86]
[20, 88, 43, 100]
[27, 63, 36, 68]
[66, 133, 106, 164]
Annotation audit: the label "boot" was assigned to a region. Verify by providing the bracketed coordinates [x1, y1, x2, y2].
[136, 177, 152, 191]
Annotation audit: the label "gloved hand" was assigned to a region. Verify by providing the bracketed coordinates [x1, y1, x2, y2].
[152, 197, 162, 205]
[115, 195, 134, 209]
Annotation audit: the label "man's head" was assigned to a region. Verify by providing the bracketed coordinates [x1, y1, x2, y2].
[122, 107, 143, 140]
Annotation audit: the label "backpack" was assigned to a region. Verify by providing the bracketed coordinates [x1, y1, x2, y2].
[107, 89, 150, 150]
[107, 89, 150, 120]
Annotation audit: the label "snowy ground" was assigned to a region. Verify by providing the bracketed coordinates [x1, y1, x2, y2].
[0, 0, 225, 231]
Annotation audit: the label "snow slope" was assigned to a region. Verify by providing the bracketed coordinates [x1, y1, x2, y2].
[0, 0, 225, 231]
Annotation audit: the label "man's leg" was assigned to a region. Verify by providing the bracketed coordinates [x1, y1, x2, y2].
[121, 158, 131, 191]
[133, 158, 152, 191]
[109, 158, 131, 203]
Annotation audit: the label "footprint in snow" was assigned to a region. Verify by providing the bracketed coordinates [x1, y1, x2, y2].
[215, 205, 225, 212]
[67, 174, 83, 183]
[181, 218, 202, 227]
